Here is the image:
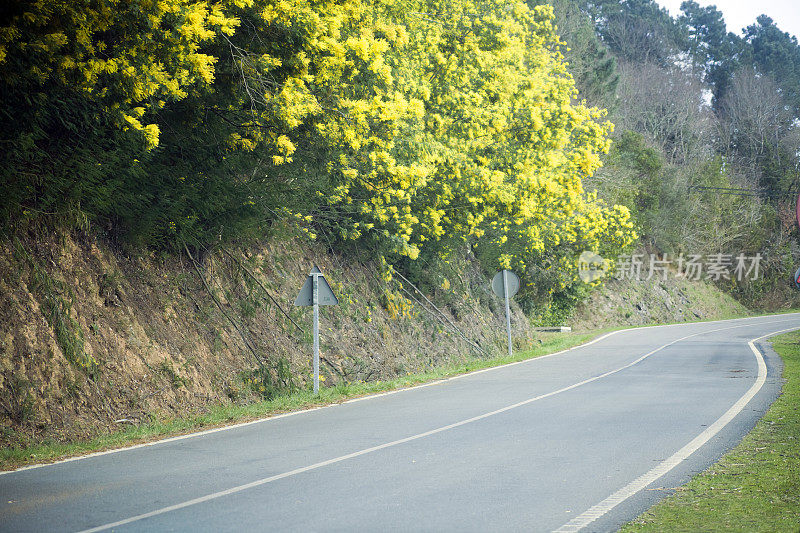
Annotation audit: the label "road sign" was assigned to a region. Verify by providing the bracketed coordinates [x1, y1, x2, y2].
[794, 267, 800, 290]
[294, 266, 339, 306]
[492, 269, 520, 298]
[294, 265, 339, 394]
[492, 269, 519, 357]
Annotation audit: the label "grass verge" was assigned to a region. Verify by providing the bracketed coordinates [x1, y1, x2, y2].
[0, 330, 602, 471]
[621, 329, 800, 532]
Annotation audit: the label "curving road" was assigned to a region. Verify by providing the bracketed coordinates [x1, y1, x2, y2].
[2, 314, 799, 532]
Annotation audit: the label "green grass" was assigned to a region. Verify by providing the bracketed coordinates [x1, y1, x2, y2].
[0, 330, 602, 470]
[621, 329, 800, 532]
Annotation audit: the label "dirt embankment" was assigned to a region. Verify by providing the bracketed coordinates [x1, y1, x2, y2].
[0, 232, 534, 446]
[573, 274, 750, 330]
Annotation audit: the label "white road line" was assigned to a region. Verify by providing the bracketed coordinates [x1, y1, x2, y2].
[77, 318, 798, 533]
[340, 328, 622, 403]
[1, 325, 626, 477]
[551, 325, 797, 533]
[6, 313, 794, 477]
[0, 405, 332, 476]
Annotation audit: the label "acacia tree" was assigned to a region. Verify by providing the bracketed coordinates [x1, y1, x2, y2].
[0, 0, 251, 243]
[0, 0, 242, 147]
[1, 0, 636, 304]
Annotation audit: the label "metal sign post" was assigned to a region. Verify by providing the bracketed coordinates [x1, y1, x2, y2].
[503, 270, 512, 357]
[491, 269, 520, 357]
[312, 272, 319, 394]
[294, 265, 338, 394]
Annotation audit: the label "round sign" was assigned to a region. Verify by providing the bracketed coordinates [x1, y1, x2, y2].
[794, 267, 800, 290]
[492, 270, 520, 298]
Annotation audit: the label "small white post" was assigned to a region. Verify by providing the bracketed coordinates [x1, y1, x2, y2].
[503, 269, 512, 357]
[312, 273, 320, 395]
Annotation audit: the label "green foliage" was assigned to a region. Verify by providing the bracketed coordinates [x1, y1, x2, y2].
[530, 281, 591, 326]
[596, 130, 662, 222]
[678, 1, 743, 108]
[572, 0, 800, 308]
[578, 0, 685, 67]
[615, 132, 663, 178]
[531, 0, 619, 108]
[242, 358, 298, 400]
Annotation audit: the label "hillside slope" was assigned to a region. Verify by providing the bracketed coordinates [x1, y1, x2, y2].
[573, 274, 750, 329]
[0, 232, 753, 448]
[0, 231, 533, 446]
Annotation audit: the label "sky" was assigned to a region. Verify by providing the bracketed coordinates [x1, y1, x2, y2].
[654, 0, 800, 41]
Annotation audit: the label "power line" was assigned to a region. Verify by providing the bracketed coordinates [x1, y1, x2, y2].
[687, 185, 799, 197]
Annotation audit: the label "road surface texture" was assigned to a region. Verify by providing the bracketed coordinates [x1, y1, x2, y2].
[2, 314, 799, 532]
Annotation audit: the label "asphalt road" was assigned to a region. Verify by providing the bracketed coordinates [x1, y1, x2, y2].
[2, 314, 799, 532]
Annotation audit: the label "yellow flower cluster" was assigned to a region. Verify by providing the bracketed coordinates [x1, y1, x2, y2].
[228, 0, 636, 279]
[1, 0, 637, 290]
[382, 289, 417, 320]
[0, 0, 244, 148]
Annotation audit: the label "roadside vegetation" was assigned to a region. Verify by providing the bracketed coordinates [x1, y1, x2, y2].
[622, 329, 800, 532]
[0, 0, 636, 309]
[3, 308, 783, 470]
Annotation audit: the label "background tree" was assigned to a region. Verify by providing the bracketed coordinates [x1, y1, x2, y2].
[532, 0, 619, 109]
[745, 15, 800, 116]
[718, 67, 797, 191]
[678, 0, 743, 108]
[578, 0, 685, 66]
[612, 61, 712, 165]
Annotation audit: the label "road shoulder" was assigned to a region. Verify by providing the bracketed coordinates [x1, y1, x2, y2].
[619, 329, 800, 532]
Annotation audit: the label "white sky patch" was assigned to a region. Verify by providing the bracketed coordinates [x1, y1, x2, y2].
[655, 0, 800, 41]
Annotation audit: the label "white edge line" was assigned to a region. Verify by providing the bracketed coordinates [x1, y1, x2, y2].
[551, 325, 798, 533]
[1, 328, 623, 475]
[75, 318, 799, 533]
[4, 312, 798, 477]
